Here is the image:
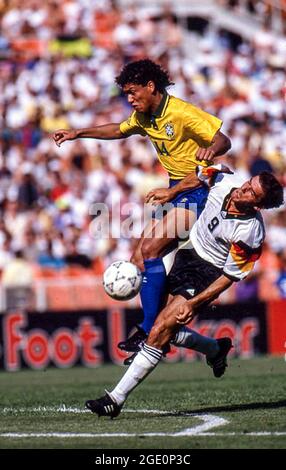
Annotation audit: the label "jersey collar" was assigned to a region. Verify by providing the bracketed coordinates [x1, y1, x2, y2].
[221, 188, 257, 220]
[151, 91, 170, 118]
[149, 92, 170, 129]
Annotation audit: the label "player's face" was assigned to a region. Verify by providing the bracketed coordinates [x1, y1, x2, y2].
[122, 82, 156, 113]
[231, 176, 265, 209]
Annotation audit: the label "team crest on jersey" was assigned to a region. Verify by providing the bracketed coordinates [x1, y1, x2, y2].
[164, 122, 175, 138]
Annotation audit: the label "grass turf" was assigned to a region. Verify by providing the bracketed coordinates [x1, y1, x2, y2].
[0, 356, 285, 449]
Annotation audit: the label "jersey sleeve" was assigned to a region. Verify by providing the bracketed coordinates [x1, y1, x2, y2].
[183, 104, 222, 146]
[196, 164, 233, 187]
[119, 112, 147, 137]
[223, 222, 264, 281]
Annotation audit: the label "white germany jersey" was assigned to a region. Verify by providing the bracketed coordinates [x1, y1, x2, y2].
[183, 167, 265, 281]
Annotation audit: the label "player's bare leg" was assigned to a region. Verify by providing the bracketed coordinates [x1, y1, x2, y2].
[119, 217, 165, 357]
[86, 293, 232, 417]
[101, 296, 185, 412]
[120, 208, 196, 358]
[141, 207, 196, 259]
[120, 208, 196, 357]
[146, 295, 185, 348]
[147, 295, 232, 378]
[136, 207, 196, 334]
[130, 218, 160, 271]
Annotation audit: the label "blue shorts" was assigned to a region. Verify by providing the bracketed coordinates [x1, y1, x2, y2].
[152, 180, 208, 219]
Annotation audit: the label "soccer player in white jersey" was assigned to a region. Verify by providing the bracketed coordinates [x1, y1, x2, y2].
[85, 167, 284, 418]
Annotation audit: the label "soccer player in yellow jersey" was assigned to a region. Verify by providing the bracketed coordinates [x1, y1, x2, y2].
[53, 59, 231, 358]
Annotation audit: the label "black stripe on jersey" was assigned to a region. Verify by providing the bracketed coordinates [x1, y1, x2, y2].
[222, 271, 240, 282]
[234, 240, 262, 256]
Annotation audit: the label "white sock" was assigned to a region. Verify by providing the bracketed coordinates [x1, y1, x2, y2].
[109, 344, 163, 405]
[173, 327, 219, 358]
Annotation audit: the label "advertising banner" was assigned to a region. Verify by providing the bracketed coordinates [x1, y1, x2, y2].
[0, 301, 273, 371]
[266, 299, 286, 355]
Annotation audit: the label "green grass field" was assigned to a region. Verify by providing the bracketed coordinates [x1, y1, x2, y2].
[0, 356, 285, 449]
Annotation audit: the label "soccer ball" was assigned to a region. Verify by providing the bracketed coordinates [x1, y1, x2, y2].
[103, 261, 143, 300]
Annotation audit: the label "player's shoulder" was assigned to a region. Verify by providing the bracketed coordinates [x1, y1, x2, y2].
[247, 211, 265, 231]
[223, 172, 244, 185]
[253, 211, 265, 235]
[235, 211, 265, 247]
[168, 95, 193, 114]
[210, 171, 242, 191]
[170, 95, 204, 112]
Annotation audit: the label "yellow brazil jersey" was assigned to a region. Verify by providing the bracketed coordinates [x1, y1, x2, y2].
[119, 92, 222, 179]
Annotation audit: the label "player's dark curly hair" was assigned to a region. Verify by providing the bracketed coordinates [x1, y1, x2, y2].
[258, 171, 284, 209]
[115, 59, 174, 93]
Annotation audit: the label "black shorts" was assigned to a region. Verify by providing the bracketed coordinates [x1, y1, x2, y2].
[167, 249, 222, 300]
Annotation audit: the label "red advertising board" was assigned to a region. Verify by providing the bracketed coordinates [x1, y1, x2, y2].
[266, 299, 286, 355]
[0, 301, 274, 371]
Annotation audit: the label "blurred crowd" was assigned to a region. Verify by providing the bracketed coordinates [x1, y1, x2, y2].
[0, 0, 286, 303]
[220, 0, 286, 19]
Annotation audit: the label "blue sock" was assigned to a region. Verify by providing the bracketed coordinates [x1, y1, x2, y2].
[140, 257, 167, 334]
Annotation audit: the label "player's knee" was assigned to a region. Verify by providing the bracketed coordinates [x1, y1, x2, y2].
[147, 321, 167, 350]
[130, 250, 144, 271]
[141, 238, 161, 260]
[147, 327, 161, 349]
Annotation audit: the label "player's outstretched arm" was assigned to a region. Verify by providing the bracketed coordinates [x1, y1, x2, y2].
[145, 172, 201, 205]
[196, 131, 231, 161]
[145, 163, 232, 204]
[53, 123, 124, 147]
[176, 274, 233, 325]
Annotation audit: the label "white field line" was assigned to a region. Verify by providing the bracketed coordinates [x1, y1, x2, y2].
[0, 406, 285, 438]
[191, 432, 286, 436]
[0, 406, 227, 437]
[174, 414, 228, 436]
[1, 431, 286, 438]
[1, 406, 178, 415]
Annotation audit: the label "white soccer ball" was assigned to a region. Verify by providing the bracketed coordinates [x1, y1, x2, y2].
[103, 261, 143, 300]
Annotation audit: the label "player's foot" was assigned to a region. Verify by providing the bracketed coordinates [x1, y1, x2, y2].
[123, 344, 171, 366]
[206, 337, 233, 378]
[117, 326, 147, 353]
[85, 392, 122, 419]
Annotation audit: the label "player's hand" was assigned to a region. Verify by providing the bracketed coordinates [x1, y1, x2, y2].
[196, 147, 215, 162]
[53, 129, 77, 147]
[145, 188, 173, 205]
[176, 300, 197, 325]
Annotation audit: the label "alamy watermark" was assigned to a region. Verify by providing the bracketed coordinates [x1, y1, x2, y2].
[88, 199, 198, 239]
